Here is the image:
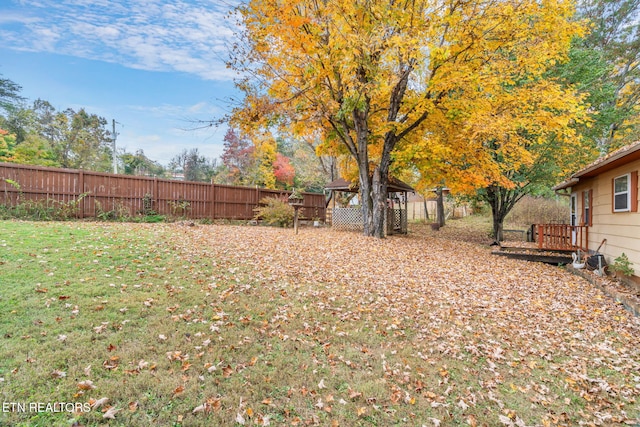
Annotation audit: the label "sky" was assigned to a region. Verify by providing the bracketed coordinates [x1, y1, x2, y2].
[0, 0, 242, 166]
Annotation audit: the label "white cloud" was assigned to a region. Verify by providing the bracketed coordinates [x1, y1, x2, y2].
[0, 0, 241, 81]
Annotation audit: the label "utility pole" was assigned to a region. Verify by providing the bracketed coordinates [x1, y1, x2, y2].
[112, 119, 120, 174]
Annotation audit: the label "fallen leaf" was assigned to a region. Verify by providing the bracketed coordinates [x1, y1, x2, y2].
[102, 406, 120, 419]
[90, 397, 109, 409]
[235, 412, 246, 425]
[193, 403, 208, 414]
[77, 380, 96, 390]
[172, 385, 185, 397]
[50, 369, 66, 379]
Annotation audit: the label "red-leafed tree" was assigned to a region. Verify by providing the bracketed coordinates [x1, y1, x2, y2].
[273, 152, 295, 188]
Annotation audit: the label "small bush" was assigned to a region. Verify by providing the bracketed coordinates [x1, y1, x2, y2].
[168, 199, 191, 218]
[0, 189, 88, 221]
[253, 197, 294, 227]
[611, 253, 634, 277]
[95, 199, 131, 222]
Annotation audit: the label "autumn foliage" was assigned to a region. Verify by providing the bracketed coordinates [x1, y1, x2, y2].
[232, 0, 588, 237]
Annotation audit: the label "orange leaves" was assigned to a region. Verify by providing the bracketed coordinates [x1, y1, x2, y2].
[77, 380, 96, 391]
[222, 364, 234, 378]
[172, 385, 185, 397]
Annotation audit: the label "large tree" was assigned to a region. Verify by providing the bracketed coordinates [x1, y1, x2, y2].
[120, 149, 165, 177]
[231, 0, 584, 237]
[576, 0, 640, 151]
[403, 67, 594, 239]
[15, 100, 113, 170]
[0, 74, 25, 112]
[169, 148, 217, 182]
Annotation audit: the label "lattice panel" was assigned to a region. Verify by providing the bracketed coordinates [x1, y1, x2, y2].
[387, 208, 407, 234]
[332, 207, 364, 231]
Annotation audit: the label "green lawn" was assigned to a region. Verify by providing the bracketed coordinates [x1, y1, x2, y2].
[0, 219, 638, 426]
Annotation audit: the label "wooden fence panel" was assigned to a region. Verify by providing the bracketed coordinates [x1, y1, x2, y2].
[0, 163, 80, 207]
[84, 172, 155, 218]
[0, 162, 326, 222]
[215, 185, 261, 219]
[156, 179, 211, 218]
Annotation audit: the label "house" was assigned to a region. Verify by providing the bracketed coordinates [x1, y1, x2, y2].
[553, 141, 640, 283]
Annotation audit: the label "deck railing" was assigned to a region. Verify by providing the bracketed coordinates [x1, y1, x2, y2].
[536, 224, 588, 252]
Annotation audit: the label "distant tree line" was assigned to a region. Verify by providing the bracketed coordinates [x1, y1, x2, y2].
[0, 79, 334, 192]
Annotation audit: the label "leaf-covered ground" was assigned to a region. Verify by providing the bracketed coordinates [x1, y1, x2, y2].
[0, 219, 638, 426]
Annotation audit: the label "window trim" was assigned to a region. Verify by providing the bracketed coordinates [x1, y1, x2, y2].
[613, 173, 631, 213]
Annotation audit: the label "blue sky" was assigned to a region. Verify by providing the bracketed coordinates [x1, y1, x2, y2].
[0, 0, 242, 165]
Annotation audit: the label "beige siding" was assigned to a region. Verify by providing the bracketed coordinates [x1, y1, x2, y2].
[572, 158, 640, 278]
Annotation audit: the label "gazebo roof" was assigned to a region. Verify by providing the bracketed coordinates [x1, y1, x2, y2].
[325, 177, 415, 193]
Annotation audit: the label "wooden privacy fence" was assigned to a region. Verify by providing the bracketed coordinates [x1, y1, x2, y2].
[536, 224, 588, 252]
[0, 162, 326, 221]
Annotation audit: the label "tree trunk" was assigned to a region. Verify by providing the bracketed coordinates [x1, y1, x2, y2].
[485, 185, 527, 242]
[492, 207, 506, 242]
[372, 166, 389, 238]
[436, 187, 445, 227]
[423, 197, 429, 222]
[358, 165, 374, 237]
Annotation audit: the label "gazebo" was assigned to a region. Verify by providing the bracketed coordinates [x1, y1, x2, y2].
[325, 177, 415, 235]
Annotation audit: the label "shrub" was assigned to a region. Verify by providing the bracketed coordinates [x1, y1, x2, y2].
[253, 197, 294, 227]
[141, 193, 157, 215]
[611, 253, 634, 277]
[168, 199, 191, 218]
[0, 176, 88, 221]
[95, 199, 131, 221]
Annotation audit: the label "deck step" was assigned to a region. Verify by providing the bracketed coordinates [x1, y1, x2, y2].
[492, 249, 573, 265]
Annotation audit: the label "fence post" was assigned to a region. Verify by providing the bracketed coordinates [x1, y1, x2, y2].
[214, 179, 216, 221]
[537, 224, 543, 249]
[78, 170, 85, 219]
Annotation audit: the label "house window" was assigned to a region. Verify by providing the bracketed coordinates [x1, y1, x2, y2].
[613, 173, 631, 212]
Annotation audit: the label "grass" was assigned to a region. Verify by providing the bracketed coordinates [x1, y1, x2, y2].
[0, 218, 638, 426]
